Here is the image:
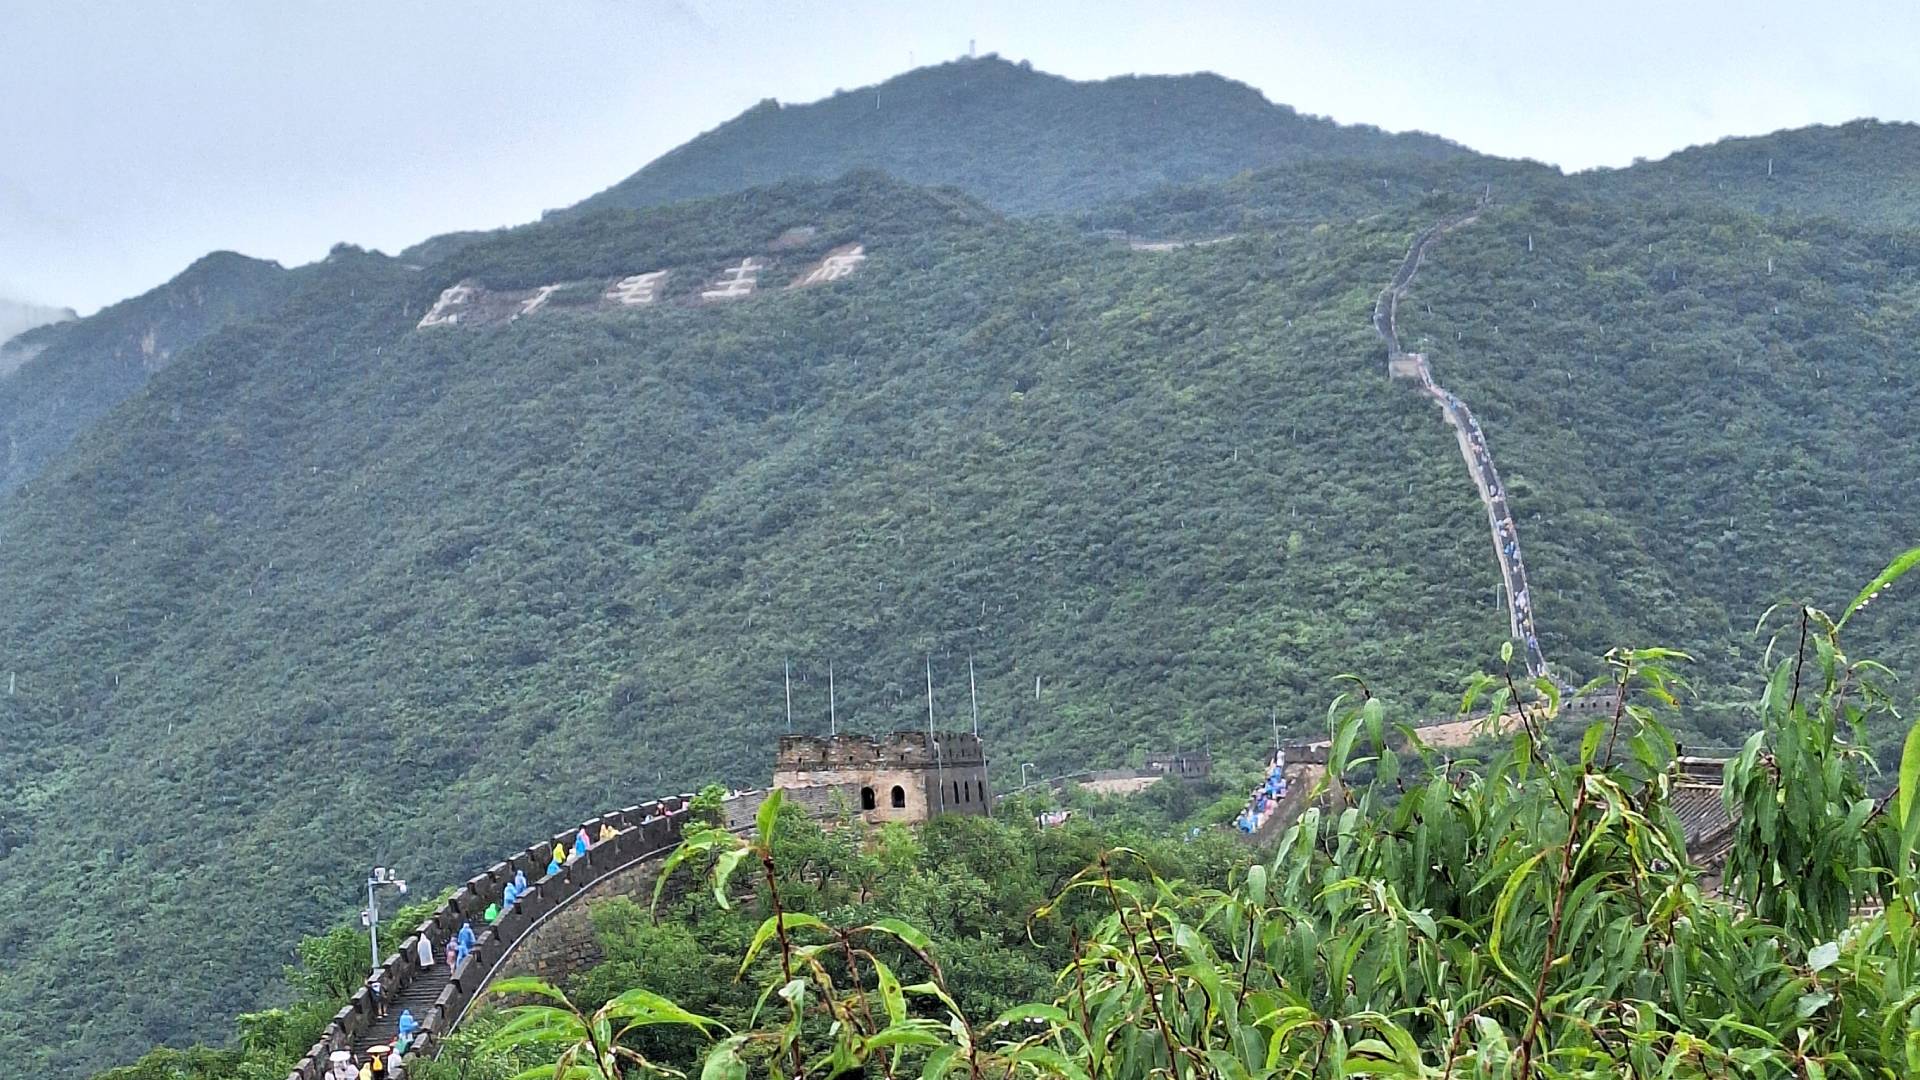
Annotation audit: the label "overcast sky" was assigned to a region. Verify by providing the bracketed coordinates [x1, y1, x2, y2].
[6, 0, 1918, 313]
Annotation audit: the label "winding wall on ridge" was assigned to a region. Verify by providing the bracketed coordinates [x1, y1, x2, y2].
[1374, 206, 1549, 681]
[284, 784, 857, 1079]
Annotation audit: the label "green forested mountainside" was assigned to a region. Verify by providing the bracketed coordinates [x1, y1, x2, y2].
[0, 252, 292, 498]
[1080, 156, 1558, 238]
[1393, 198, 1920, 728]
[1587, 119, 1920, 228]
[4, 161, 1920, 1071]
[564, 55, 1469, 219]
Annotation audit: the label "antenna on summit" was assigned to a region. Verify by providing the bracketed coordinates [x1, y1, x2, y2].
[969, 38, 976, 58]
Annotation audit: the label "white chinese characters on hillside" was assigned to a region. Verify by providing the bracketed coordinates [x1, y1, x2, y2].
[418, 283, 476, 328]
[791, 244, 866, 287]
[605, 270, 669, 306]
[414, 235, 866, 331]
[516, 285, 561, 318]
[700, 257, 766, 301]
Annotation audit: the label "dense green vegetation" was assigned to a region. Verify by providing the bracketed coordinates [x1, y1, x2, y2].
[8, 56, 1920, 1076]
[1588, 119, 1920, 229]
[0, 251, 292, 498]
[7, 152, 1920, 1071]
[442, 569, 1920, 1078]
[88, 893, 447, 1080]
[563, 55, 1468, 220]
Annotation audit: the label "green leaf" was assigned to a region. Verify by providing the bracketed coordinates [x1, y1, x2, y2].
[1579, 720, 1605, 767]
[739, 911, 830, 977]
[864, 1022, 946, 1050]
[604, 986, 724, 1032]
[1809, 941, 1839, 972]
[755, 788, 784, 844]
[1898, 719, 1920, 831]
[861, 917, 934, 953]
[1839, 544, 1920, 629]
[701, 1035, 750, 1080]
[484, 976, 573, 1006]
[871, 955, 908, 1026]
[711, 847, 750, 909]
[920, 1045, 960, 1079]
[1489, 848, 1550, 987]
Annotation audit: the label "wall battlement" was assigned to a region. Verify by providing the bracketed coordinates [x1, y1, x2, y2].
[776, 731, 986, 769]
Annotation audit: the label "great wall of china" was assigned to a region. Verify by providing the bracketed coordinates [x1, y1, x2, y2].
[1373, 203, 1548, 680]
[289, 208, 1686, 1075]
[286, 731, 988, 1077]
[286, 789, 778, 1077]
[1229, 205, 1594, 838]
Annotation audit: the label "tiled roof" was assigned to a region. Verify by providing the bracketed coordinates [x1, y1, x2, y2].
[1672, 781, 1735, 867]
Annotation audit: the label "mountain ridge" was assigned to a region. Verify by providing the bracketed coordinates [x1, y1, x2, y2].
[6, 60, 1920, 1076]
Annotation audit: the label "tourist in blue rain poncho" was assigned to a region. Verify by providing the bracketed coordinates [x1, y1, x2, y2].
[455, 920, 475, 967]
[395, 1009, 419, 1054]
[513, 867, 527, 895]
[547, 856, 561, 876]
[573, 829, 590, 859]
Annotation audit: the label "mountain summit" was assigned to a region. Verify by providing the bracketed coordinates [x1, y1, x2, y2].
[565, 55, 1469, 217]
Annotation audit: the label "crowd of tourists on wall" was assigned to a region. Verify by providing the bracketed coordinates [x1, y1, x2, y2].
[327, 1044, 402, 1080]
[347, 819, 620, 1074]
[1235, 749, 1289, 834]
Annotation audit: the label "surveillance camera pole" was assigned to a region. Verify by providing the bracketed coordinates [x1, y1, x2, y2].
[363, 867, 409, 975]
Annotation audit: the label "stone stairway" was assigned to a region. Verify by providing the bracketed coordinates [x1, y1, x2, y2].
[353, 959, 450, 1055]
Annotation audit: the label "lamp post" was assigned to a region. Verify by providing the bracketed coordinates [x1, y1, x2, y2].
[1020, 762, 1039, 788]
[362, 866, 409, 975]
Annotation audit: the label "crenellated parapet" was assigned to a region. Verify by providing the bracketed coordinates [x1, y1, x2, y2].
[775, 731, 986, 770]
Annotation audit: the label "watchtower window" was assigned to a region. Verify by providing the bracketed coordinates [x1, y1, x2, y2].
[976, 779, 986, 802]
[890, 785, 906, 808]
[953, 780, 962, 803]
[860, 786, 876, 810]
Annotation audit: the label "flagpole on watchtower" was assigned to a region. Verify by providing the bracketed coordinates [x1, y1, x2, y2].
[828, 661, 837, 736]
[968, 652, 979, 738]
[928, 655, 946, 813]
[785, 657, 793, 733]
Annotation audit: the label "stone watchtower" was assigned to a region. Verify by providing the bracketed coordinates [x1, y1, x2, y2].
[771, 732, 991, 824]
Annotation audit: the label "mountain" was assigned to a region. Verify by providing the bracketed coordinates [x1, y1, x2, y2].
[10, 156, 1920, 1072]
[0, 299, 76, 370]
[8, 60, 1920, 1075]
[1586, 119, 1920, 228]
[0, 252, 292, 500]
[565, 55, 1471, 218]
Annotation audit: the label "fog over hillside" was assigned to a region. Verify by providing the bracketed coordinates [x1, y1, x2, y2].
[0, 299, 75, 371]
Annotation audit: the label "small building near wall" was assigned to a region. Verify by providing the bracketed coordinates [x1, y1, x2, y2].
[1142, 750, 1211, 780]
[771, 732, 992, 824]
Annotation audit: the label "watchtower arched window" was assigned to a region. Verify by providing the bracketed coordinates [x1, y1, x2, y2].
[976, 779, 986, 802]
[890, 785, 906, 808]
[860, 786, 876, 810]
